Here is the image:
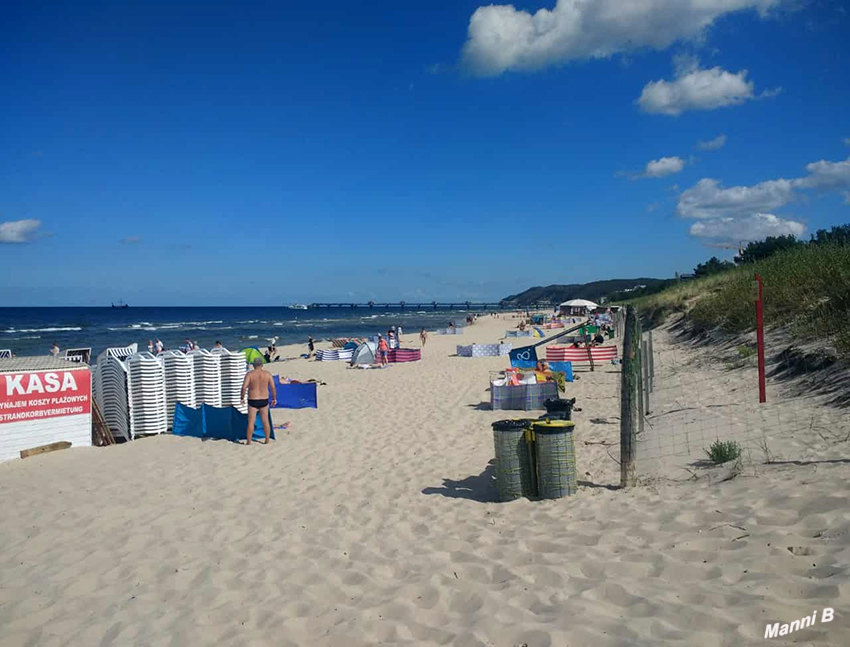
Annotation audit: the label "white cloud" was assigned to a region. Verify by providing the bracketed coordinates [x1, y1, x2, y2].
[461, 0, 784, 76]
[697, 134, 727, 150]
[647, 201, 660, 212]
[120, 235, 142, 245]
[678, 177, 795, 218]
[0, 219, 42, 243]
[689, 213, 805, 243]
[679, 155, 850, 244]
[793, 157, 850, 191]
[638, 65, 756, 116]
[644, 156, 685, 178]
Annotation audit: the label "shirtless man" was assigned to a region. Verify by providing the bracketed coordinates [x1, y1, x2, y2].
[240, 357, 277, 445]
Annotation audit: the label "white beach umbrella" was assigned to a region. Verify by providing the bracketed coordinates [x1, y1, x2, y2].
[559, 299, 599, 308]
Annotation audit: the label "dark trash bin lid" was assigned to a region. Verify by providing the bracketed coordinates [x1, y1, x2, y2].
[492, 419, 535, 431]
[544, 398, 575, 412]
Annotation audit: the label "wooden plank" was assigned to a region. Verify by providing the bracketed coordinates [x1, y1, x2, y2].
[20, 441, 72, 459]
[91, 400, 116, 446]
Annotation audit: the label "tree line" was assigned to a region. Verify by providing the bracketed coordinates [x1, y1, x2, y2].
[609, 223, 850, 302]
[695, 223, 850, 278]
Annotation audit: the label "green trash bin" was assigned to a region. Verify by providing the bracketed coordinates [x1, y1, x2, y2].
[492, 419, 537, 501]
[533, 420, 577, 499]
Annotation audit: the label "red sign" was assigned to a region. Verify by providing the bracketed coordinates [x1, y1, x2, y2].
[0, 369, 91, 424]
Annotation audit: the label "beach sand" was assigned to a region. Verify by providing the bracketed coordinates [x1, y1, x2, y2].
[1, 315, 849, 646]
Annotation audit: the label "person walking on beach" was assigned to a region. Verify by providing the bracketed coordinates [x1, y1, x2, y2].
[240, 357, 276, 445]
[147, 339, 154, 353]
[397, 325, 403, 342]
[155, 339, 164, 354]
[50, 343, 60, 357]
[214, 341, 223, 350]
[307, 335, 314, 358]
[420, 328, 427, 347]
[377, 334, 389, 366]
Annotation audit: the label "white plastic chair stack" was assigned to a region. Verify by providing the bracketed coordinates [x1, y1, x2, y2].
[93, 355, 131, 442]
[161, 350, 196, 429]
[190, 350, 222, 407]
[126, 352, 168, 437]
[214, 348, 248, 413]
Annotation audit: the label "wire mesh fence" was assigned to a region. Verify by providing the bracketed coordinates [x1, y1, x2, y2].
[633, 312, 850, 483]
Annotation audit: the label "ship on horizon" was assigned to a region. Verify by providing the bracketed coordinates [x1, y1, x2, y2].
[111, 299, 129, 309]
[288, 303, 308, 310]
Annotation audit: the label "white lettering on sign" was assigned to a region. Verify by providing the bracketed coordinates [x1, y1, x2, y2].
[4, 372, 79, 397]
[6, 374, 25, 396]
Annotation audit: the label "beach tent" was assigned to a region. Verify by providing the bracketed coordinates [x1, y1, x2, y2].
[350, 341, 377, 366]
[171, 403, 274, 442]
[560, 299, 599, 309]
[343, 341, 359, 350]
[241, 347, 264, 364]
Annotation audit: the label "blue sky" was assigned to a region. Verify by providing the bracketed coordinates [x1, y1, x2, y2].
[1, 0, 849, 305]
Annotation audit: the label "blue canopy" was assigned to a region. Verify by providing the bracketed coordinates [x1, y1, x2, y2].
[171, 403, 275, 442]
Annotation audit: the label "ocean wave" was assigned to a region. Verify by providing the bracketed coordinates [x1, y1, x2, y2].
[4, 326, 83, 333]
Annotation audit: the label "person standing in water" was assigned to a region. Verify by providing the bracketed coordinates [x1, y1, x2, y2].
[240, 357, 276, 445]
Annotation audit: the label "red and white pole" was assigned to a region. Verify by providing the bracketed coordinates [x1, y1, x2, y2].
[755, 274, 766, 403]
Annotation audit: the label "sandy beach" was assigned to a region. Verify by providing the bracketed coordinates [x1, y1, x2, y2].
[1, 315, 849, 646]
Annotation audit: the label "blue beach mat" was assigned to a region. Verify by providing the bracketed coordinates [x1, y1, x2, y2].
[171, 403, 275, 442]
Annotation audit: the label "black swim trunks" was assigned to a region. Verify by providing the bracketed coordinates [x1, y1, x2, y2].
[247, 398, 269, 409]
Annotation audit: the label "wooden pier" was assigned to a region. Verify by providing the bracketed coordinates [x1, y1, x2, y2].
[307, 301, 555, 310]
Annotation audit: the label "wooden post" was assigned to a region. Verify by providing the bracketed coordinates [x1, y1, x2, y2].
[755, 274, 766, 403]
[647, 330, 655, 392]
[585, 328, 595, 372]
[620, 306, 640, 487]
[642, 339, 651, 415]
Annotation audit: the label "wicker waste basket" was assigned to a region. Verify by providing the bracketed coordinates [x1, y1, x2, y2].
[532, 420, 577, 499]
[491, 419, 537, 501]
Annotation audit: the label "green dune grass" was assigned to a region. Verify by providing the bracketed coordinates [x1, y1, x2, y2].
[624, 244, 850, 357]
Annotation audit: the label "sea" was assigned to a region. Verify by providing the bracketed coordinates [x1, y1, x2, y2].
[0, 306, 492, 360]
